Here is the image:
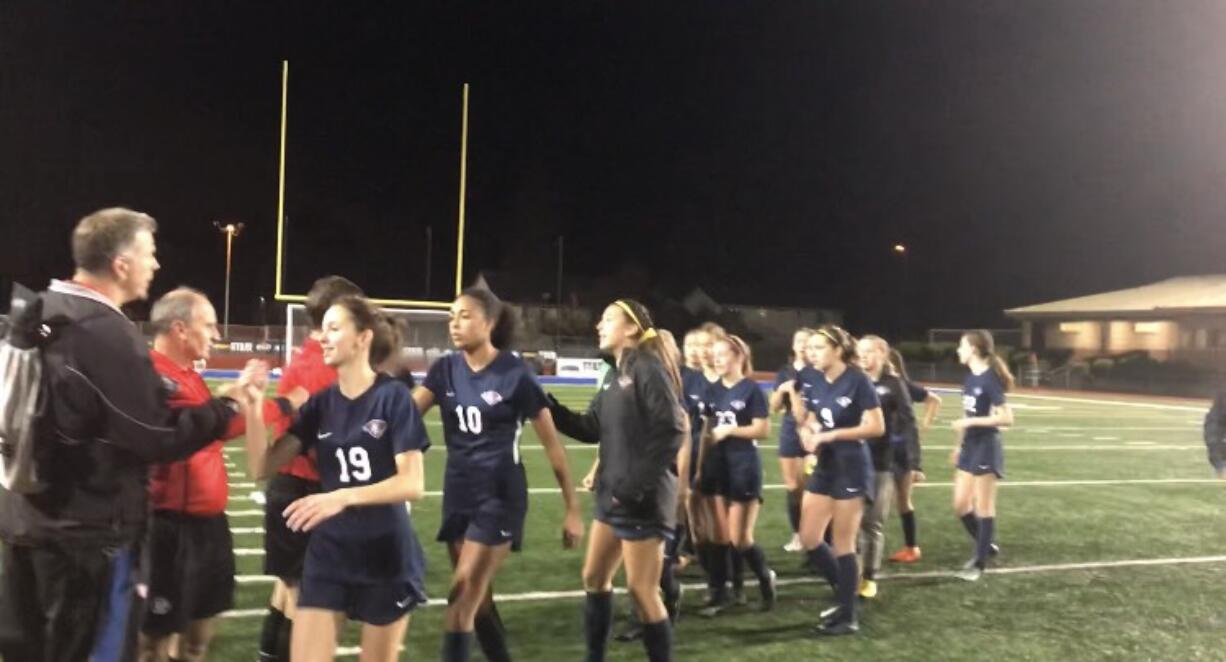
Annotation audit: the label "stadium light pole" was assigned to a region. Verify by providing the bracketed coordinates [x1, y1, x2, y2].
[893, 244, 908, 339]
[214, 221, 245, 337]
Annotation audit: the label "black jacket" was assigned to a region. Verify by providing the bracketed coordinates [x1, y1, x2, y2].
[0, 280, 235, 547]
[550, 349, 686, 530]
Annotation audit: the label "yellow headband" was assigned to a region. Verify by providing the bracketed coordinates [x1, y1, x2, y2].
[817, 328, 841, 348]
[613, 300, 656, 341]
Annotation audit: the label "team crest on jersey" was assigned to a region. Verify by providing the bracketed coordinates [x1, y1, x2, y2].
[481, 390, 504, 406]
[730, 400, 746, 411]
[973, 387, 983, 396]
[618, 375, 634, 389]
[836, 396, 852, 407]
[876, 386, 890, 396]
[363, 419, 388, 439]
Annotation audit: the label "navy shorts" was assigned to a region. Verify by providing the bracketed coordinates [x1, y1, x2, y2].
[142, 511, 235, 635]
[298, 575, 425, 625]
[722, 443, 764, 503]
[438, 463, 529, 552]
[697, 443, 727, 496]
[777, 425, 806, 459]
[608, 521, 675, 543]
[957, 434, 1004, 478]
[805, 441, 875, 503]
[264, 473, 319, 582]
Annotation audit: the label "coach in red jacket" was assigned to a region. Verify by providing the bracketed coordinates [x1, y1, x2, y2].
[139, 287, 300, 662]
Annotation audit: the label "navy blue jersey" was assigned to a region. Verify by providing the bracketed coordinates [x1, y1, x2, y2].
[905, 380, 930, 404]
[801, 367, 881, 437]
[962, 369, 1007, 441]
[423, 351, 549, 473]
[705, 378, 769, 446]
[774, 363, 805, 446]
[680, 367, 708, 442]
[292, 375, 431, 583]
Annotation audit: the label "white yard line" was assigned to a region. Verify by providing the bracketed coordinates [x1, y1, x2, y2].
[220, 553, 1226, 618]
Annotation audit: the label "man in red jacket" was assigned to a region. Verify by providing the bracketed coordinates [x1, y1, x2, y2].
[258, 275, 363, 662]
[138, 288, 301, 662]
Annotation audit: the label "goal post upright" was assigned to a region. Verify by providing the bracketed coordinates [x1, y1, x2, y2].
[271, 61, 468, 310]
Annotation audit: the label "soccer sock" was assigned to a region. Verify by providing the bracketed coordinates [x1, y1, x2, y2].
[276, 617, 293, 662]
[441, 631, 474, 662]
[960, 512, 979, 540]
[806, 543, 838, 590]
[660, 558, 680, 606]
[258, 607, 286, 661]
[901, 510, 918, 548]
[584, 591, 614, 662]
[729, 544, 745, 593]
[786, 490, 802, 534]
[835, 554, 860, 622]
[975, 517, 996, 569]
[474, 602, 511, 662]
[640, 619, 673, 662]
[742, 545, 771, 585]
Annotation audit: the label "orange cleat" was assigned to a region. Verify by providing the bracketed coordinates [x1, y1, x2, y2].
[888, 547, 922, 563]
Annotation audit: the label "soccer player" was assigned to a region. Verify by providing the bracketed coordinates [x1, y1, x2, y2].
[704, 335, 776, 613]
[795, 325, 883, 635]
[412, 288, 585, 662]
[139, 288, 301, 662]
[243, 296, 431, 662]
[258, 275, 363, 662]
[887, 348, 940, 564]
[549, 299, 687, 662]
[951, 330, 1015, 582]
[853, 335, 913, 599]
[770, 328, 814, 553]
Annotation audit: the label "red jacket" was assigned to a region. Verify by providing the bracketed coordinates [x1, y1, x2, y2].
[276, 338, 337, 482]
[147, 350, 291, 516]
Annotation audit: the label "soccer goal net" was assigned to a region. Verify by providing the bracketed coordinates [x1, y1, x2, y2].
[284, 303, 451, 373]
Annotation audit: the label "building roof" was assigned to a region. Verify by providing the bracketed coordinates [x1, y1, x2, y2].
[1006, 276, 1226, 319]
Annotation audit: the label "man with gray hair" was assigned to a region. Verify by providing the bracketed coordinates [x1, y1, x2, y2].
[139, 288, 299, 662]
[0, 209, 248, 662]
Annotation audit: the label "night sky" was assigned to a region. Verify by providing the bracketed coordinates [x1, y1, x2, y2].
[3, 2, 1226, 336]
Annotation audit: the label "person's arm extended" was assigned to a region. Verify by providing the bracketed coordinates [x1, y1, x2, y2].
[240, 383, 303, 480]
[411, 385, 436, 415]
[548, 390, 602, 444]
[531, 408, 585, 547]
[284, 450, 425, 532]
[808, 408, 886, 445]
[920, 393, 941, 430]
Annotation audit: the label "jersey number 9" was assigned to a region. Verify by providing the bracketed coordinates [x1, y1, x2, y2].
[820, 408, 835, 430]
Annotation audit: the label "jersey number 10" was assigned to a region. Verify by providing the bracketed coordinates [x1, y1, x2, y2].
[455, 405, 484, 434]
[336, 447, 372, 483]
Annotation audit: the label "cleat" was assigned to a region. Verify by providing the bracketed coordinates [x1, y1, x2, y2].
[989, 543, 1000, 557]
[858, 579, 878, 599]
[955, 559, 984, 582]
[698, 594, 729, 618]
[613, 623, 643, 642]
[760, 570, 777, 611]
[888, 546, 922, 563]
[815, 618, 860, 636]
[783, 534, 804, 553]
[819, 605, 840, 621]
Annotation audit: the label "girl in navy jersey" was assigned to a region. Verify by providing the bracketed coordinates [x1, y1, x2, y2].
[413, 288, 585, 661]
[853, 335, 913, 599]
[951, 330, 1015, 582]
[549, 299, 687, 662]
[243, 296, 430, 662]
[887, 349, 941, 564]
[770, 328, 814, 553]
[704, 335, 776, 613]
[794, 326, 884, 635]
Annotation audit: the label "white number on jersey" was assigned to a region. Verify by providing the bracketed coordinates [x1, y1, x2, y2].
[335, 446, 372, 483]
[455, 405, 484, 435]
[715, 411, 738, 427]
[820, 407, 835, 430]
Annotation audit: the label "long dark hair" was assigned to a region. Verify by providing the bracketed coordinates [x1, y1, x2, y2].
[459, 287, 517, 350]
[612, 299, 682, 395]
[332, 295, 397, 369]
[962, 329, 1015, 392]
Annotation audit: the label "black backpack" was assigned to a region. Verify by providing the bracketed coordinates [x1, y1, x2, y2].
[0, 284, 55, 494]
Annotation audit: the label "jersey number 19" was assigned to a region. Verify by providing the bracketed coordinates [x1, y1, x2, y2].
[336, 447, 372, 483]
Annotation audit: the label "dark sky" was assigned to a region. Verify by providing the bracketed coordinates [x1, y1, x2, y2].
[3, 2, 1226, 335]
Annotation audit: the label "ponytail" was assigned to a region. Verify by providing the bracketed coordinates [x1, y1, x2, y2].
[459, 287, 518, 350]
[963, 329, 1015, 392]
[331, 295, 397, 369]
[612, 298, 683, 395]
[989, 354, 1016, 393]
